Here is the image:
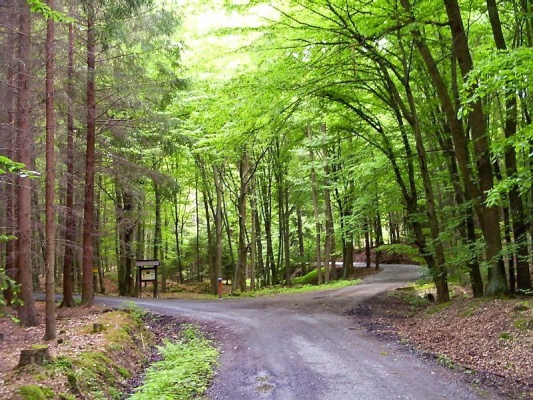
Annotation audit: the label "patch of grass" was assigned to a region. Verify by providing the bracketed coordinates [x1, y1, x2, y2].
[129, 325, 219, 400]
[425, 302, 452, 316]
[458, 298, 490, 318]
[18, 385, 53, 400]
[513, 319, 533, 331]
[437, 354, 455, 369]
[119, 302, 148, 323]
[240, 278, 359, 298]
[292, 268, 327, 285]
[499, 332, 513, 341]
[513, 302, 530, 312]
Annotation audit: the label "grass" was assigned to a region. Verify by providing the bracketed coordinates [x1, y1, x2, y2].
[238, 277, 360, 298]
[129, 325, 219, 400]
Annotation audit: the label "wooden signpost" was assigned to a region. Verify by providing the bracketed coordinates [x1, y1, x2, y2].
[136, 259, 159, 298]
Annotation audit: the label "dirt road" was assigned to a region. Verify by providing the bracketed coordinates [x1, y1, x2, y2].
[96, 265, 502, 399]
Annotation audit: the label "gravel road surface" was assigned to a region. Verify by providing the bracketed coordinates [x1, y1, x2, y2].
[95, 265, 502, 400]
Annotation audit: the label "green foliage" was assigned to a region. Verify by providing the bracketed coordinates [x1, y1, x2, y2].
[242, 278, 359, 297]
[0, 155, 25, 174]
[513, 319, 533, 331]
[0, 270, 20, 319]
[436, 354, 455, 369]
[292, 268, 327, 285]
[129, 326, 219, 400]
[119, 301, 148, 323]
[18, 385, 53, 400]
[498, 332, 513, 341]
[27, 0, 75, 22]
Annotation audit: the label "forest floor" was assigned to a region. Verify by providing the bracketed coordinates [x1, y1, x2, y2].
[1, 268, 532, 399]
[350, 289, 533, 399]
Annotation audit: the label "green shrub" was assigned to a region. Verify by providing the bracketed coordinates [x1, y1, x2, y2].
[129, 326, 218, 400]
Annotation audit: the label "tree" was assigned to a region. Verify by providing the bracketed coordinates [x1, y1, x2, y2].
[44, 0, 57, 340]
[15, 0, 39, 326]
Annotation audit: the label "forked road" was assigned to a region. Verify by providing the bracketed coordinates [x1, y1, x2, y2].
[96, 265, 501, 400]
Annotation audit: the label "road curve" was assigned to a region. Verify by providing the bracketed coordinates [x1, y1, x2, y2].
[95, 265, 501, 400]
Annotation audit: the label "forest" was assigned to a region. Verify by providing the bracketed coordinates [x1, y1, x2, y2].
[1, 0, 532, 339]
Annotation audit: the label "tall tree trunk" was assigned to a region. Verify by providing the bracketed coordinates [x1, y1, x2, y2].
[296, 206, 306, 276]
[234, 152, 249, 292]
[384, 55, 450, 302]
[444, 0, 507, 295]
[487, 0, 532, 292]
[173, 187, 184, 284]
[44, 0, 57, 340]
[309, 125, 323, 284]
[400, 0, 506, 295]
[364, 219, 371, 269]
[153, 179, 162, 261]
[374, 211, 383, 271]
[254, 191, 265, 287]
[2, 7, 17, 305]
[213, 165, 223, 293]
[82, 2, 96, 305]
[16, 0, 38, 326]
[261, 167, 276, 285]
[322, 125, 333, 283]
[283, 180, 291, 286]
[116, 186, 136, 296]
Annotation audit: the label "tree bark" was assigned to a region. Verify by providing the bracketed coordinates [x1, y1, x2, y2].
[400, 0, 506, 295]
[322, 124, 333, 283]
[234, 151, 250, 292]
[213, 165, 223, 292]
[82, 2, 96, 305]
[308, 125, 323, 284]
[487, 0, 532, 292]
[44, 0, 57, 340]
[16, 0, 38, 326]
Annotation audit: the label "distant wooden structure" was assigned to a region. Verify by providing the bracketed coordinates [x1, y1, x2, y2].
[136, 259, 159, 298]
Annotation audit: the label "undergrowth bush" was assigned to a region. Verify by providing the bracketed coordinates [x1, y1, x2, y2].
[129, 325, 218, 400]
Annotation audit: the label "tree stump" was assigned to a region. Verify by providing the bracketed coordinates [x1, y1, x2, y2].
[18, 345, 51, 367]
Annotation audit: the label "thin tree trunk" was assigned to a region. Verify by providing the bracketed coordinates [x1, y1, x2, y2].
[3, 9, 17, 306]
[16, 0, 38, 326]
[296, 206, 306, 276]
[82, 2, 96, 305]
[283, 181, 291, 286]
[213, 165, 223, 292]
[322, 124, 332, 283]
[254, 192, 265, 287]
[309, 125, 322, 284]
[44, 0, 57, 339]
[364, 219, 371, 269]
[249, 171, 257, 291]
[261, 168, 276, 285]
[234, 152, 249, 292]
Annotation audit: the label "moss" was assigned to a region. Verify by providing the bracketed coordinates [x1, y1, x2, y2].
[118, 366, 132, 378]
[8, 309, 155, 400]
[499, 332, 513, 341]
[18, 385, 51, 400]
[513, 319, 533, 331]
[425, 302, 452, 316]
